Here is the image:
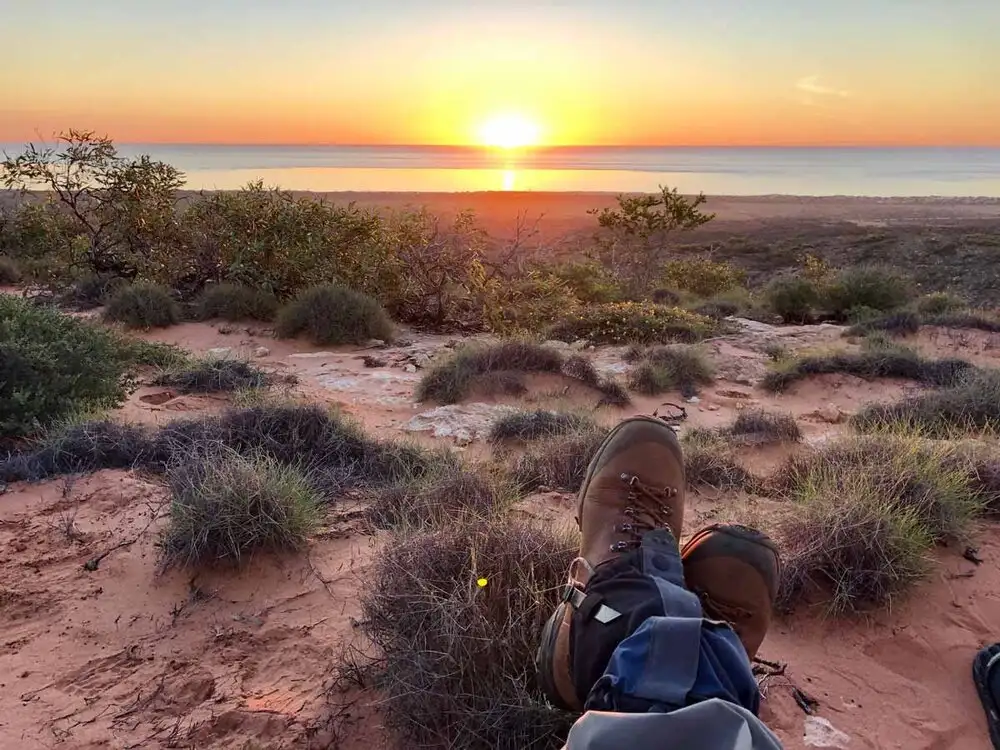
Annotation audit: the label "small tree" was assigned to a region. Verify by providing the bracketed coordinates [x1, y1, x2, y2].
[590, 186, 714, 290]
[1, 130, 184, 279]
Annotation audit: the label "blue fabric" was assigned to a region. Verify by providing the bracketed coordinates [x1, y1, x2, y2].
[586, 530, 760, 715]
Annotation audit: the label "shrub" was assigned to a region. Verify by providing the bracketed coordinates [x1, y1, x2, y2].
[160, 448, 320, 568]
[924, 310, 1000, 333]
[275, 284, 394, 346]
[651, 288, 680, 305]
[115, 337, 189, 369]
[681, 431, 756, 490]
[627, 345, 714, 396]
[661, 258, 746, 298]
[541, 260, 623, 304]
[854, 369, 1000, 437]
[775, 436, 983, 612]
[194, 283, 279, 322]
[0, 296, 136, 439]
[0, 419, 150, 482]
[763, 275, 818, 324]
[489, 410, 598, 444]
[847, 310, 922, 336]
[152, 358, 272, 393]
[61, 273, 129, 310]
[417, 342, 564, 404]
[367, 464, 514, 529]
[547, 302, 719, 345]
[729, 409, 801, 444]
[355, 521, 576, 749]
[415, 342, 627, 406]
[915, 292, 966, 315]
[0, 256, 20, 284]
[761, 346, 974, 393]
[823, 265, 914, 318]
[510, 425, 608, 491]
[104, 282, 181, 329]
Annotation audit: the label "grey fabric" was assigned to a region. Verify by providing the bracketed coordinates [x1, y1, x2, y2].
[563, 699, 784, 750]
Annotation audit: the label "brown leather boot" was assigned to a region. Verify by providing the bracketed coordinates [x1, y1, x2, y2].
[681, 524, 780, 661]
[537, 416, 686, 709]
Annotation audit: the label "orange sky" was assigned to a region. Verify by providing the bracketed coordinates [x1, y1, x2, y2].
[3, 1, 999, 146]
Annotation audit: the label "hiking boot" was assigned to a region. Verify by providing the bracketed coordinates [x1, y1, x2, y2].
[681, 524, 780, 660]
[537, 415, 686, 709]
[569, 415, 686, 588]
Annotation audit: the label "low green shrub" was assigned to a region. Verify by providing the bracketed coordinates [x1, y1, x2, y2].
[916, 292, 966, 315]
[0, 296, 137, 439]
[661, 258, 746, 297]
[547, 302, 719, 345]
[627, 345, 714, 396]
[194, 283, 279, 322]
[763, 275, 818, 324]
[275, 284, 394, 345]
[489, 409, 599, 443]
[823, 265, 913, 319]
[104, 282, 181, 329]
[161, 448, 320, 567]
[0, 256, 21, 284]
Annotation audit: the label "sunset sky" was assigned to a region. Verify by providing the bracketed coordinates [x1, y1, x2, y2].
[3, 0, 998, 147]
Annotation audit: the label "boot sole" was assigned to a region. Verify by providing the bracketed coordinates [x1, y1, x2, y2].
[575, 415, 683, 527]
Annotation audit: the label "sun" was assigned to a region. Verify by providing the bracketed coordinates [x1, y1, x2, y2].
[478, 113, 542, 149]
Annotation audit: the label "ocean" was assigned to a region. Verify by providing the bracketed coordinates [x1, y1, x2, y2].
[6, 144, 1000, 196]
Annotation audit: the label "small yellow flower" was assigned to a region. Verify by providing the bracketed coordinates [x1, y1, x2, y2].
[477, 577, 488, 588]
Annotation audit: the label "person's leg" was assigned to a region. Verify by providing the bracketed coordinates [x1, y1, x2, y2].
[535, 415, 784, 749]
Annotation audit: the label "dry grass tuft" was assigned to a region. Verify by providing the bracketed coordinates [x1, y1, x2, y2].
[152, 357, 274, 393]
[681, 430, 756, 490]
[627, 345, 714, 397]
[729, 408, 802, 444]
[489, 409, 599, 444]
[509, 424, 608, 492]
[161, 448, 320, 568]
[356, 520, 577, 749]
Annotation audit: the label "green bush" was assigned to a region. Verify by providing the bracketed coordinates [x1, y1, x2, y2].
[161, 448, 320, 568]
[0, 296, 136, 439]
[547, 302, 718, 345]
[61, 274, 130, 310]
[543, 260, 623, 304]
[194, 283, 279, 322]
[916, 292, 966, 315]
[276, 284, 394, 345]
[763, 275, 818, 324]
[627, 345, 714, 395]
[661, 258, 746, 298]
[823, 265, 913, 318]
[104, 282, 181, 329]
[0, 256, 21, 284]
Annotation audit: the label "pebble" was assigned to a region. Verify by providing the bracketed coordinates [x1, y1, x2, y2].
[253, 346, 270, 358]
[403, 364, 417, 373]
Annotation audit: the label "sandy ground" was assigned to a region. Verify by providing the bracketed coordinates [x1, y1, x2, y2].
[3, 312, 1000, 750]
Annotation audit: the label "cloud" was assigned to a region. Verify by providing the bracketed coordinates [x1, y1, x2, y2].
[796, 76, 851, 98]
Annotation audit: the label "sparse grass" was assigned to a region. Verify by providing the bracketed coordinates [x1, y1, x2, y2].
[194, 283, 279, 322]
[355, 520, 576, 749]
[546, 302, 719, 345]
[489, 409, 599, 444]
[730, 408, 801, 444]
[627, 345, 714, 396]
[114, 337, 189, 369]
[3, 404, 446, 495]
[681, 430, 756, 490]
[104, 282, 181, 329]
[416, 342, 628, 406]
[275, 284, 394, 346]
[761, 344, 975, 393]
[152, 357, 273, 394]
[0, 256, 21, 284]
[367, 464, 516, 529]
[160, 448, 320, 568]
[772, 435, 985, 613]
[916, 292, 966, 315]
[854, 369, 1000, 437]
[848, 309, 1000, 336]
[509, 424, 608, 492]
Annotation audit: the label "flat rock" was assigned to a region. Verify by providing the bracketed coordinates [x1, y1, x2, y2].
[206, 347, 233, 358]
[404, 403, 518, 442]
[803, 717, 850, 749]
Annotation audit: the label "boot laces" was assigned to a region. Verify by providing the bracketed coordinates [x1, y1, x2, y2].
[611, 473, 677, 551]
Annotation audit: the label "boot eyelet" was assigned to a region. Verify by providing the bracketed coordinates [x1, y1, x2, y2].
[610, 541, 630, 553]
